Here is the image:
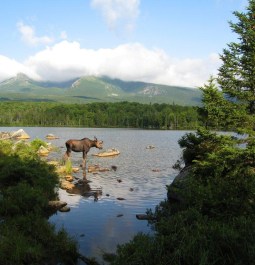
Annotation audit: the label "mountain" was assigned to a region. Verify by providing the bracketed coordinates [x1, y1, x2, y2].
[0, 73, 202, 106]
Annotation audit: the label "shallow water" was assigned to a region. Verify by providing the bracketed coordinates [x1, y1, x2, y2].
[1, 127, 188, 262]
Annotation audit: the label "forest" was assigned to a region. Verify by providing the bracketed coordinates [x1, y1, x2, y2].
[0, 101, 199, 129]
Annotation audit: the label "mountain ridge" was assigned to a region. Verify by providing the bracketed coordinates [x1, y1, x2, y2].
[0, 73, 201, 106]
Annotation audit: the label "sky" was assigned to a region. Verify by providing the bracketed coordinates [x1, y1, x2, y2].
[0, 0, 248, 88]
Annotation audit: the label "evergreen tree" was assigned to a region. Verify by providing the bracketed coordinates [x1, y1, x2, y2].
[218, 0, 255, 132]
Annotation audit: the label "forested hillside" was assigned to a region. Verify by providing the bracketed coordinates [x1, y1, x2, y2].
[0, 101, 199, 129]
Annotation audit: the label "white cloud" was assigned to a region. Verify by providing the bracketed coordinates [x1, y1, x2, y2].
[91, 0, 140, 32]
[17, 21, 54, 46]
[0, 55, 40, 81]
[0, 41, 221, 87]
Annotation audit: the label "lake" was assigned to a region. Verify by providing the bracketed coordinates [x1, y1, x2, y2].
[0, 127, 188, 263]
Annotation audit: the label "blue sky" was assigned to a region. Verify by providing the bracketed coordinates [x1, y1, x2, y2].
[0, 0, 247, 87]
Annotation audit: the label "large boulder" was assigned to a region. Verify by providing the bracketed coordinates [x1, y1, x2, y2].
[0, 129, 30, 140]
[167, 166, 192, 204]
[10, 129, 30, 139]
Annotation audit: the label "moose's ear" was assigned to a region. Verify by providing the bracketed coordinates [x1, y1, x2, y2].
[94, 136, 97, 140]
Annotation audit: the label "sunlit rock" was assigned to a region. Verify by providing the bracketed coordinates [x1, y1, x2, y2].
[65, 175, 74, 182]
[60, 180, 75, 190]
[0, 129, 30, 139]
[48, 200, 67, 209]
[37, 145, 50, 156]
[46, 133, 59, 140]
[11, 129, 30, 139]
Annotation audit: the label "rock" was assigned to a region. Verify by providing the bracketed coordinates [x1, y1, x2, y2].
[0, 132, 11, 139]
[60, 180, 75, 190]
[37, 145, 50, 156]
[111, 165, 117, 171]
[47, 160, 59, 166]
[48, 200, 67, 210]
[88, 164, 110, 173]
[88, 164, 100, 173]
[167, 166, 192, 203]
[72, 167, 80, 173]
[59, 206, 70, 212]
[116, 214, 123, 217]
[99, 168, 110, 172]
[11, 129, 30, 139]
[46, 134, 59, 140]
[0, 129, 30, 140]
[65, 175, 74, 182]
[136, 214, 155, 220]
[146, 145, 155, 149]
[116, 197, 125, 200]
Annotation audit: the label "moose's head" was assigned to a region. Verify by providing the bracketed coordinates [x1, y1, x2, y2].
[94, 136, 103, 149]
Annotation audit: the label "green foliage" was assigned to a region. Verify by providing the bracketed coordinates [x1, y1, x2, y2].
[0, 182, 48, 217]
[30, 138, 48, 151]
[0, 101, 200, 129]
[0, 155, 58, 198]
[197, 77, 248, 130]
[0, 215, 79, 265]
[177, 128, 235, 166]
[65, 159, 73, 174]
[109, 233, 163, 265]
[217, 0, 255, 132]
[0, 141, 79, 264]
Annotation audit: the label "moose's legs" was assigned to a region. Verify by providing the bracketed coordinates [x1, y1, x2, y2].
[64, 150, 71, 161]
[64, 141, 72, 161]
[82, 151, 87, 180]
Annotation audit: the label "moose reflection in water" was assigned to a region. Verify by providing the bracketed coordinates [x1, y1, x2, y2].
[64, 136, 103, 179]
[67, 181, 102, 201]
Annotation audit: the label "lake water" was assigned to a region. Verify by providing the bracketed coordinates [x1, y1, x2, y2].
[1, 127, 188, 263]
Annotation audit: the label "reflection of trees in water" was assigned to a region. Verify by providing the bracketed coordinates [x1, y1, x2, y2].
[66, 182, 102, 201]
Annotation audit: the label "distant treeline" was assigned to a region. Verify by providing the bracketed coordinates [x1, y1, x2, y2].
[0, 101, 200, 129]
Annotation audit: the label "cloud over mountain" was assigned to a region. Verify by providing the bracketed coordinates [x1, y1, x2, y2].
[0, 41, 220, 88]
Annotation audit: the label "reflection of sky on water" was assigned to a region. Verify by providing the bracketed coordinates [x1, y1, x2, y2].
[0, 127, 188, 262]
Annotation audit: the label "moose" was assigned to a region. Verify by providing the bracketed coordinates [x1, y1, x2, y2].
[64, 136, 103, 178]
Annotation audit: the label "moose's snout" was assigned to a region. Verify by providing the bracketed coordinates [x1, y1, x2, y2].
[98, 140, 103, 149]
